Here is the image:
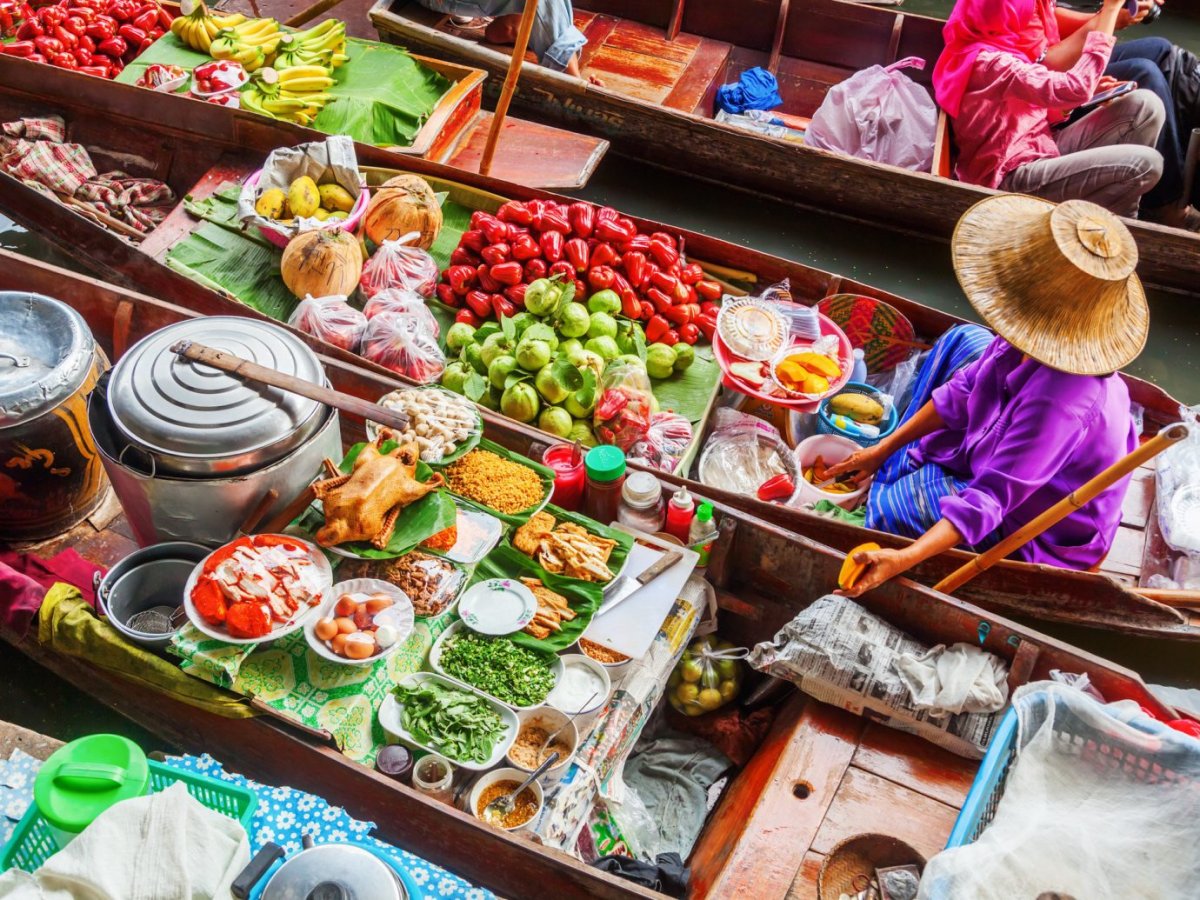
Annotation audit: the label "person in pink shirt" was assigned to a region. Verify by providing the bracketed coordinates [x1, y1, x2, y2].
[933, 0, 1165, 217]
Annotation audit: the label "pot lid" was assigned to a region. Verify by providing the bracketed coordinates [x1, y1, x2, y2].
[34, 734, 150, 834]
[264, 845, 406, 900]
[107, 317, 324, 462]
[0, 292, 96, 428]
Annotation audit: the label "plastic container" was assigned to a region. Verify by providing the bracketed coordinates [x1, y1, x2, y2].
[817, 382, 899, 448]
[664, 485, 696, 543]
[543, 443, 586, 512]
[583, 445, 626, 526]
[2, 758, 256, 872]
[849, 348, 868, 382]
[617, 471, 665, 533]
[793, 434, 871, 510]
[468, 767, 544, 834]
[688, 503, 718, 567]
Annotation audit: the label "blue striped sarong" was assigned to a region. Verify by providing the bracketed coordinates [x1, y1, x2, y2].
[865, 324, 998, 548]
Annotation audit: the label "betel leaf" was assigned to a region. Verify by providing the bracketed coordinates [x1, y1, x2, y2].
[463, 371, 489, 402]
[550, 357, 584, 392]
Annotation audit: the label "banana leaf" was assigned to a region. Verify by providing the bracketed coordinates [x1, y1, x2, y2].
[437, 438, 554, 526]
[500, 503, 633, 580]
[117, 35, 450, 147]
[468, 543, 601, 653]
[293, 440, 456, 559]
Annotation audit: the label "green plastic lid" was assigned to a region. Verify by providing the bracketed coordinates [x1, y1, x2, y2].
[585, 445, 627, 483]
[695, 502, 714, 522]
[34, 734, 150, 834]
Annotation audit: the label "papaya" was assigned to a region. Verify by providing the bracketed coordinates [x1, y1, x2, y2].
[838, 542, 882, 590]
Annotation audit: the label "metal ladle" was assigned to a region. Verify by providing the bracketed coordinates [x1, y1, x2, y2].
[482, 752, 559, 824]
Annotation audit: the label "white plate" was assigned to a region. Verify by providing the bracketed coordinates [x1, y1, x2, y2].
[304, 579, 415, 666]
[378, 672, 518, 771]
[428, 620, 564, 711]
[182, 535, 332, 645]
[457, 578, 537, 635]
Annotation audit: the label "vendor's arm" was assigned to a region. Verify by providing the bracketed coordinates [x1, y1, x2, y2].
[998, 29, 1116, 108]
[1044, 0, 1136, 70]
[823, 400, 945, 483]
[836, 519, 964, 599]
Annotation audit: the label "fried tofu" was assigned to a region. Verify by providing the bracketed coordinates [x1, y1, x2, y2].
[513, 511, 555, 556]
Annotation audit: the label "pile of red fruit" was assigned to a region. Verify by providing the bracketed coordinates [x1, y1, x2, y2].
[436, 199, 722, 347]
[0, 0, 171, 78]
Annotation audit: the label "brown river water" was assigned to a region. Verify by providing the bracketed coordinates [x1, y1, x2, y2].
[1, 1, 1197, 744]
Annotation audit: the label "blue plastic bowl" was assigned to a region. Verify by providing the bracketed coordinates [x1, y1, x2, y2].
[816, 382, 898, 447]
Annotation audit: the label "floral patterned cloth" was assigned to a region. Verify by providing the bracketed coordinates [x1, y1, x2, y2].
[0, 749, 40, 848]
[170, 611, 455, 765]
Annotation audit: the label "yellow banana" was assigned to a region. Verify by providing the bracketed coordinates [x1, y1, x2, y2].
[231, 18, 278, 38]
[276, 76, 334, 92]
[262, 97, 309, 114]
[212, 12, 245, 27]
[278, 64, 332, 80]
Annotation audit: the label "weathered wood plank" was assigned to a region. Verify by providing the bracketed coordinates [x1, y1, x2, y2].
[851, 723, 976, 809]
[785, 852, 824, 900]
[812, 766, 958, 861]
[664, 36, 731, 113]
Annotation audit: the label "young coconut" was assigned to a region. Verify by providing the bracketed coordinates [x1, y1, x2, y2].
[281, 229, 363, 300]
[364, 174, 442, 250]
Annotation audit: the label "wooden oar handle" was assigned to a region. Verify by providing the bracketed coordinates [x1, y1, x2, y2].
[170, 340, 409, 433]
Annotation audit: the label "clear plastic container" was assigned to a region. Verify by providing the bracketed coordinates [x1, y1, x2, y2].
[716, 298, 788, 361]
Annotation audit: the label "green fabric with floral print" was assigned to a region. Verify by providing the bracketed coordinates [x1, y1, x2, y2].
[170, 612, 454, 764]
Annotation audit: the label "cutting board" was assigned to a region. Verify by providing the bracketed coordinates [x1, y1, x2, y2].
[581, 530, 699, 660]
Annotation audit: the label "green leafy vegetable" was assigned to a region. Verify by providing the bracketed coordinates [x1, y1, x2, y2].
[393, 680, 506, 764]
[439, 631, 557, 706]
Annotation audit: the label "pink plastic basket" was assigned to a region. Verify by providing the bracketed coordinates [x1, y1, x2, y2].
[713, 304, 852, 412]
[243, 168, 370, 249]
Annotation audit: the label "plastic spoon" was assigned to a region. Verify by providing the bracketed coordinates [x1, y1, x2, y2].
[482, 752, 559, 824]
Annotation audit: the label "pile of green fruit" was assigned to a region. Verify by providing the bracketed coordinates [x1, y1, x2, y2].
[439, 277, 694, 444]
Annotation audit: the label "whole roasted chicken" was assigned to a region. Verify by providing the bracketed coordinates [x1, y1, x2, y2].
[313, 439, 444, 548]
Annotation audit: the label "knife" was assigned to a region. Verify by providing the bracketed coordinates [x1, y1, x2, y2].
[594, 549, 683, 619]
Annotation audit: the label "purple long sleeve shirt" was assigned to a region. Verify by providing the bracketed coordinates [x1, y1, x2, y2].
[910, 337, 1137, 569]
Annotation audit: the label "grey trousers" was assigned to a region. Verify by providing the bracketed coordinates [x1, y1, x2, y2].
[1001, 89, 1166, 218]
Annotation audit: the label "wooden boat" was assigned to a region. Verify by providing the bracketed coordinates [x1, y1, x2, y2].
[0, 38, 606, 191]
[0, 255, 1185, 898]
[367, 0, 1200, 295]
[0, 62, 1193, 644]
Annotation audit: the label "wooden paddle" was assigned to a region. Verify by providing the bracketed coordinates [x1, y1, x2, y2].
[1133, 588, 1200, 610]
[479, 0, 539, 177]
[933, 423, 1190, 595]
[170, 339, 410, 433]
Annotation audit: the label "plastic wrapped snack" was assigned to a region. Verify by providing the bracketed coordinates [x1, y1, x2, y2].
[627, 412, 693, 473]
[360, 310, 446, 384]
[337, 551, 466, 618]
[360, 232, 439, 299]
[286, 294, 368, 352]
[667, 633, 745, 716]
[594, 359, 655, 452]
[697, 408, 796, 497]
[362, 288, 440, 338]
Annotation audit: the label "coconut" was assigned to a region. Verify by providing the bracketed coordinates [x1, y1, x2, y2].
[363, 174, 443, 250]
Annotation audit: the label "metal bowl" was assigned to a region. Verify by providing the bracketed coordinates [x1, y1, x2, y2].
[96, 542, 210, 650]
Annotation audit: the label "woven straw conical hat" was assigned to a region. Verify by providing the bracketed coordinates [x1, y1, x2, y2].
[952, 195, 1149, 375]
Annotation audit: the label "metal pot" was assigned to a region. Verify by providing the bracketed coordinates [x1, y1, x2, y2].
[0, 292, 108, 541]
[233, 836, 411, 900]
[89, 370, 341, 548]
[107, 316, 327, 478]
[95, 542, 209, 650]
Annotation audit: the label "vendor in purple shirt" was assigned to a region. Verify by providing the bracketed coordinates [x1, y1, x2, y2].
[830, 194, 1149, 598]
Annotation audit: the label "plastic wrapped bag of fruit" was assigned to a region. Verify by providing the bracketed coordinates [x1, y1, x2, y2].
[287, 294, 368, 352]
[360, 232, 439, 298]
[667, 634, 746, 716]
[594, 359, 655, 451]
[360, 310, 446, 384]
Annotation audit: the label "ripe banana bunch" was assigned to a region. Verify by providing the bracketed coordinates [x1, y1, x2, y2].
[242, 66, 334, 126]
[169, 1, 246, 53]
[209, 17, 283, 70]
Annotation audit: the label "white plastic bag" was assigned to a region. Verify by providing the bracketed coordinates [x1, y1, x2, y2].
[362, 288, 440, 337]
[286, 294, 367, 352]
[360, 310, 446, 385]
[360, 232, 439, 299]
[806, 57, 937, 172]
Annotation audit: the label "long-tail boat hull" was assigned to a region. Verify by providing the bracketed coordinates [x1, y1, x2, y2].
[0, 254, 1183, 899]
[0, 57, 1192, 641]
[367, 0, 1200, 295]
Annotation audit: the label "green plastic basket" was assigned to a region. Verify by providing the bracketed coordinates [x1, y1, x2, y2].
[1, 760, 257, 873]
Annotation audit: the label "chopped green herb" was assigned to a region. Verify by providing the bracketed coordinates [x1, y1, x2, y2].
[393, 680, 506, 763]
[440, 631, 557, 706]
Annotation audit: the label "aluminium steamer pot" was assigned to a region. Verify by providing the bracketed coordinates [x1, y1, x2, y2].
[106, 316, 327, 478]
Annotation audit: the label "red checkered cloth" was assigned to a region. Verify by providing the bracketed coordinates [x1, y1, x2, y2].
[0, 115, 175, 233]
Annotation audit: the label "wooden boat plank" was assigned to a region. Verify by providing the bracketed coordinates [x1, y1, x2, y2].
[1105, 525, 1148, 581]
[677, 0, 777, 50]
[663, 35, 732, 113]
[786, 853, 824, 900]
[850, 723, 977, 810]
[581, 13, 621, 68]
[811, 766, 958, 860]
[687, 698, 865, 900]
[0, 720, 63, 762]
[1121, 466, 1156, 531]
[445, 111, 609, 190]
[605, 17, 701, 59]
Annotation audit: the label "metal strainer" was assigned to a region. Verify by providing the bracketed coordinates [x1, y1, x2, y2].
[125, 605, 187, 635]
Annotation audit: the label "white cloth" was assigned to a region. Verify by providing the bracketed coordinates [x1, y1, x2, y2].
[0, 782, 250, 900]
[895, 641, 1008, 718]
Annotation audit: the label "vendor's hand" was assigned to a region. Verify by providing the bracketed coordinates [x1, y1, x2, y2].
[1095, 75, 1123, 94]
[835, 547, 912, 599]
[1118, 0, 1158, 28]
[824, 445, 887, 485]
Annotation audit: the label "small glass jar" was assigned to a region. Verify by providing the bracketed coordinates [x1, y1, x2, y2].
[412, 754, 455, 804]
[582, 445, 626, 526]
[617, 471, 665, 533]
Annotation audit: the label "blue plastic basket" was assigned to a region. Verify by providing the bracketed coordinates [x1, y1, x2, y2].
[816, 381, 898, 447]
[1, 759, 257, 873]
[944, 707, 1019, 847]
